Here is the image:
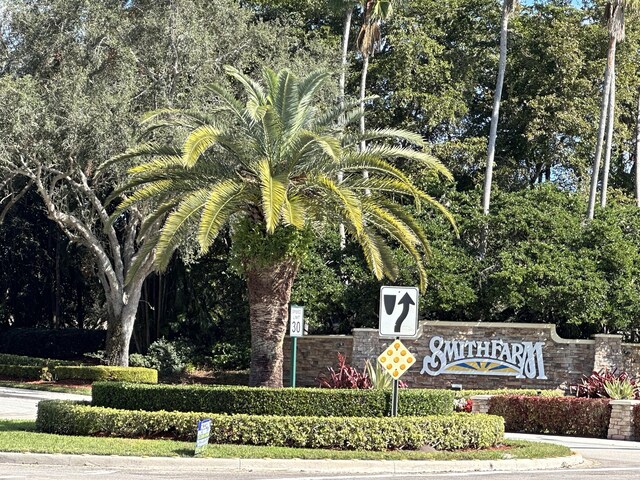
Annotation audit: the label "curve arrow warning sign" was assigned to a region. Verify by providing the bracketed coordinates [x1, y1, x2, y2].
[379, 286, 419, 338]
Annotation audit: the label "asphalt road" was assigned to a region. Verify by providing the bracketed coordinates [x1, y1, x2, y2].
[1, 387, 640, 479]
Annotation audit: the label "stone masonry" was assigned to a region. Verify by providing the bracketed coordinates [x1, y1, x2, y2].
[283, 321, 640, 389]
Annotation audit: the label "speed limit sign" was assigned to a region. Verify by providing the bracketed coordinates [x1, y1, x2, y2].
[289, 305, 305, 337]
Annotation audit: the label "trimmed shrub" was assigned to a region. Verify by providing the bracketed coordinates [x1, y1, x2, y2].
[0, 354, 80, 367]
[0, 328, 105, 359]
[634, 404, 640, 439]
[0, 364, 50, 380]
[457, 389, 564, 399]
[54, 366, 158, 384]
[91, 383, 453, 416]
[398, 389, 454, 415]
[36, 400, 503, 451]
[489, 395, 610, 438]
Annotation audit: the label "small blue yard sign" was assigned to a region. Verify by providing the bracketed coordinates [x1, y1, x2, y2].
[194, 418, 212, 456]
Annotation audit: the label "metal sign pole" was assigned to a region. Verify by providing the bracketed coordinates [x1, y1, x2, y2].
[391, 378, 399, 417]
[291, 336, 297, 388]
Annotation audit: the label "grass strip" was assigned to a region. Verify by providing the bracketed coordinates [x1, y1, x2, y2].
[0, 420, 572, 461]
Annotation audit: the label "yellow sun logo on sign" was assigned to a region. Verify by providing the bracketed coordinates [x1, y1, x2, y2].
[377, 339, 415, 379]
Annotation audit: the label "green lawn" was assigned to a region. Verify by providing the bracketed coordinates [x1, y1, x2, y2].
[0, 420, 572, 461]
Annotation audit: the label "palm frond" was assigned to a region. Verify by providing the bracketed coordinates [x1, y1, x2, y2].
[315, 175, 363, 235]
[182, 125, 221, 167]
[198, 180, 245, 251]
[282, 193, 306, 228]
[359, 128, 426, 147]
[257, 159, 288, 233]
[360, 145, 453, 180]
[155, 189, 211, 270]
[224, 65, 267, 113]
[98, 143, 181, 172]
[109, 180, 176, 221]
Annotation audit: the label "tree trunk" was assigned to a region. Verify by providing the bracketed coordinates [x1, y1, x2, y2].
[104, 279, 145, 366]
[246, 259, 298, 387]
[482, 0, 511, 217]
[339, 9, 353, 112]
[338, 9, 353, 251]
[635, 87, 640, 207]
[587, 36, 617, 220]
[360, 54, 370, 194]
[600, 69, 616, 209]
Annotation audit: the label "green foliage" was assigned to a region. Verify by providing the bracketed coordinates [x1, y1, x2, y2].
[128, 338, 189, 377]
[91, 382, 453, 416]
[54, 367, 158, 384]
[37, 400, 502, 451]
[457, 389, 564, 400]
[230, 220, 315, 274]
[488, 396, 611, 438]
[0, 365, 50, 381]
[604, 379, 637, 400]
[397, 389, 455, 416]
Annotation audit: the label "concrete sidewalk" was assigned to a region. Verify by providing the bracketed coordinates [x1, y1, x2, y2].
[0, 386, 90, 420]
[0, 450, 584, 475]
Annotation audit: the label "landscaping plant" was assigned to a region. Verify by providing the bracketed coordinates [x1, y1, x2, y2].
[571, 368, 639, 399]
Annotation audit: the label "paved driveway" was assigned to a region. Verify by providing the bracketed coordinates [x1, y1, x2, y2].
[0, 387, 90, 420]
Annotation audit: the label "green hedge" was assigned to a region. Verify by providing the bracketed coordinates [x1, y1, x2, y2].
[91, 383, 454, 416]
[457, 389, 564, 399]
[36, 400, 502, 451]
[0, 364, 49, 380]
[0, 354, 80, 367]
[489, 395, 610, 438]
[55, 366, 158, 384]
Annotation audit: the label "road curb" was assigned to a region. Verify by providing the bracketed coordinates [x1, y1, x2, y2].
[0, 451, 584, 474]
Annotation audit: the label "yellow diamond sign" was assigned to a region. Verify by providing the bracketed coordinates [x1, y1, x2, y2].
[377, 339, 415, 380]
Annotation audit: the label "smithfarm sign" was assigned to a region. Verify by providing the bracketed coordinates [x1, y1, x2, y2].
[420, 336, 547, 379]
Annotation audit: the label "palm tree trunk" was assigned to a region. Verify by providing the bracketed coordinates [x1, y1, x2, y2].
[339, 9, 353, 112]
[338, 9, 353, 250]
[600, 69, 616, 209]
[482, 0, 511, 217]
[587, 36, 617, 220]
[246, 259, 299, 387]
[360, 54, 370, 192]
[635, 87, 640, 207]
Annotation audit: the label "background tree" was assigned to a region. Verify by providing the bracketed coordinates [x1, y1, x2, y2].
[0, 0, 337, 364]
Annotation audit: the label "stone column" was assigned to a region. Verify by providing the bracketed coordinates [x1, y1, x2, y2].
[352, 328, 381, 369]
[470, 395, 493, 414]
[607, 400, 640, 441]
[593, 334, 623, 372]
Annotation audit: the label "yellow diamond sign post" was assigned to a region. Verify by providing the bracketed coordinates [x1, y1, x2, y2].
[377, 339, 415, 416]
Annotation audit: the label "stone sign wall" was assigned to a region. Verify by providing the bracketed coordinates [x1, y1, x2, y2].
[283, 321, 640, 389]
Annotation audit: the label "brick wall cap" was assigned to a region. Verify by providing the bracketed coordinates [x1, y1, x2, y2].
[422, 321, 594, 345]
[470, 395, 493, 400]
[592, 334, 624, 339]
[609, 400, 640, 405]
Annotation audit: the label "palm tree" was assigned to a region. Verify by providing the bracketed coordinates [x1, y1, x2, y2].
[587, 0, 633, 219]
[110, 66, 454, 387]
[482, 0, 516, 217]
[357, 0, 393, 146]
